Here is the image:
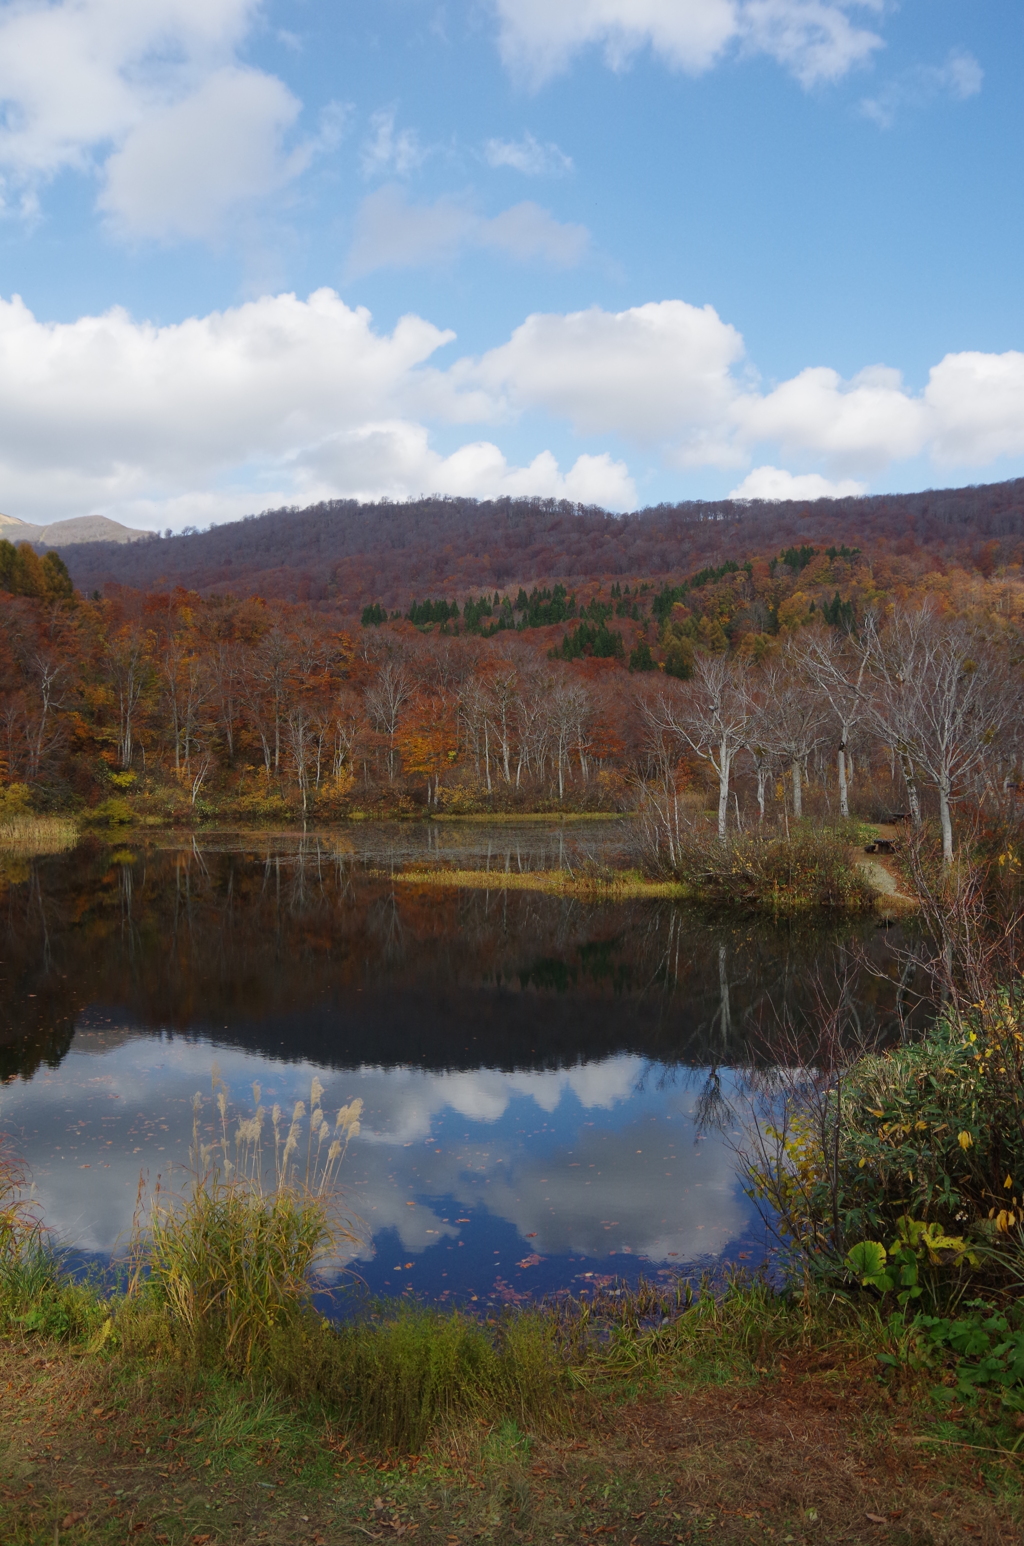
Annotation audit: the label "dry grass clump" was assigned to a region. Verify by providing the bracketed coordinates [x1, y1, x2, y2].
[0, 813, 78, 855]
[123, 1072, 364, 1372]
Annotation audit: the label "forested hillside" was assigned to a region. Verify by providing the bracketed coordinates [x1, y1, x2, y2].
[59, 479, 1024, 612]
[2, 479, 1024, 847]
[2, 478, 1024, 841]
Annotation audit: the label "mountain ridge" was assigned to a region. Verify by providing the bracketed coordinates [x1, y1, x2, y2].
[55, 477, 1024, 611]
[0, 511, 148, 546]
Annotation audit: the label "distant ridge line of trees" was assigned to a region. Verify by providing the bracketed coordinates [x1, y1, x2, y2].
[55, 478, 1024, 612]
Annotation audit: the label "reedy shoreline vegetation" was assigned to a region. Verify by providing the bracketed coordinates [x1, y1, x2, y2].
[389, 820, 883, 912]
[0, 812, 78, 854]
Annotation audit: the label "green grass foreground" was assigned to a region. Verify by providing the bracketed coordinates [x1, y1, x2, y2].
[3, 1229, 1024, 1543]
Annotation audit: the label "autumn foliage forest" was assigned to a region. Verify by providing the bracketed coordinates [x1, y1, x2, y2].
[2, 480, 1024, 852]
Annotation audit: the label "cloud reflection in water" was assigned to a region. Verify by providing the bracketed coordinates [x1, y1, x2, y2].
[0, 1027, 755, 1294]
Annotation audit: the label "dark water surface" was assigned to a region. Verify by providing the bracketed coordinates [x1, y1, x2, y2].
[0, 823, 919, 1307]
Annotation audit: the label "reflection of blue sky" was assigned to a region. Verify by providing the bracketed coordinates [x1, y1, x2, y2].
[0, 1026, 755, 1294]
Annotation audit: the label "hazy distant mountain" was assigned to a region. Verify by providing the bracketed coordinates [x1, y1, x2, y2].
[0, 511, 148, 546]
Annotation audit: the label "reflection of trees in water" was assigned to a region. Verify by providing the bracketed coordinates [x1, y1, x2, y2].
[29, 864, 53, 980]
[367, 888, 406, 965]
[1, 850, 76, 1079]
[0, 1019, 75, 1083]
[0, 839, 931, 1078]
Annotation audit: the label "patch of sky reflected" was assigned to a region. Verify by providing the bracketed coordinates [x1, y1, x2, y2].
[0, 1027, 762, 1309]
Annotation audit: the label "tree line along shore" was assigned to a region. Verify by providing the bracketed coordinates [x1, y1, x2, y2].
[2, 524, 1023, 871]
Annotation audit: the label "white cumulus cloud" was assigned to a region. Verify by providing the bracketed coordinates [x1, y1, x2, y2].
[453, 300, 746, 461]
[347, 185, 589, 277]
[1, 286, 1024, 532]
[0, 287, 635, 526]
[0, 0, 319, 239]
[441, 303, 1024, 485]
[298, 421, 635, 508]
[493, 0, 883, 89]
[734, 364, 929, 473]
[728, 465, 867, 500]
[923, 351, 1024, 467]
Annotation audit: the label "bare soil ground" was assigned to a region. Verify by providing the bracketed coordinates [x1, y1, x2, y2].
[2, 1338, 1022, 1546]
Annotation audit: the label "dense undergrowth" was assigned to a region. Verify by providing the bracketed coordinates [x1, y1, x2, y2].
[739, 818, 1024, 1428]
[634, 807, 879, 912]
[669, 822, 877, 912]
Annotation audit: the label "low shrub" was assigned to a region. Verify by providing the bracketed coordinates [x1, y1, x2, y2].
[0, 782, 32, 819]
[748, 981, 1024, 1305]
[224, 790, 295, 824]
[84, 796, 134, 828]
[835, 990, 1024, 1242]
[672, 825, 874, 912]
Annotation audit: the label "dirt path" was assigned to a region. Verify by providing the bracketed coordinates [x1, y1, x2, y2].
[852, 826, 918, 917]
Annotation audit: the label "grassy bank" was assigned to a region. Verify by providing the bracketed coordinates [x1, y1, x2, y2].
[3, 1266, 1023, 1546]
[427, 811, 625, 823]
[390, 867, 685, 901]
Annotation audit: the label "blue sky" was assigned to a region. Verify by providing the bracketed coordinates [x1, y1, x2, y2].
[0, 0, 1021, 529]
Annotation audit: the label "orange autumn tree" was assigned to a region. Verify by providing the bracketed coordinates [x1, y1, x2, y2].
[396, 690, 459, 805]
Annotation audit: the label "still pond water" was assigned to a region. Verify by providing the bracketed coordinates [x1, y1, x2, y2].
[0, 822, 919, 1309]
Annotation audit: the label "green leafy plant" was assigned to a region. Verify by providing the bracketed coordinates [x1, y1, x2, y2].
[749, 981, 1024, 1295]
[845, 1218, 978, 1305]
[914, 1302, 1024, 1408]
[845, 1239, 890, 1291]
